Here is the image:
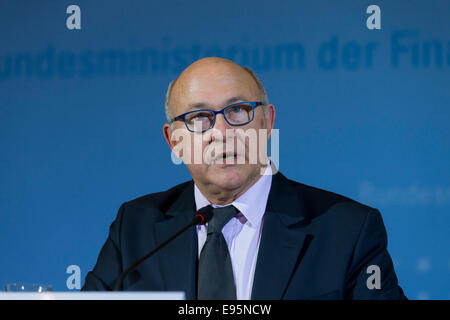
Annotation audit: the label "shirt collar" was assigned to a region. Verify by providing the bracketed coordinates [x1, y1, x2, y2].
[194, 164, 273, 228]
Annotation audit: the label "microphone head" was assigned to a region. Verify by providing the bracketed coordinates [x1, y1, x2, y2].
[194, 205, 214, 225]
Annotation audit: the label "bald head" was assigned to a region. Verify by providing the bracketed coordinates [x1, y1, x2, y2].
[165, 57, 268, 122]
[162, 57, 276, 204]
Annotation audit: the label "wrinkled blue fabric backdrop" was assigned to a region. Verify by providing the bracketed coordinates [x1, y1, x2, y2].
[1, 0, 449, 298]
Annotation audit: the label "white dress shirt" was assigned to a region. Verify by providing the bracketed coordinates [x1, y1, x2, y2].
[194, 164, 273, 300]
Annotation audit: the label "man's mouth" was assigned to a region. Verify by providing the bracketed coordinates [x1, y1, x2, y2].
[212, 152, 238, 165]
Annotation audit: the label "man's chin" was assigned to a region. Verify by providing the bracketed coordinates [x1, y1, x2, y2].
[207, 165, 247, 189]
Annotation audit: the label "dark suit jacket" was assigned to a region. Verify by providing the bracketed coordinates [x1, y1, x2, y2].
[82, 171, 406, 299]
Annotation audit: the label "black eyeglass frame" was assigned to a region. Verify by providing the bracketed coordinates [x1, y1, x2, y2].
[170, 101, 265, 133]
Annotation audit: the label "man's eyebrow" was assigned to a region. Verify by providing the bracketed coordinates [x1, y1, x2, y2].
[187, 96, 248, 111]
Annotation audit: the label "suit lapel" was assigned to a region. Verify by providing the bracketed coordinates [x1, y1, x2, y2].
[153, 181, 198, 299]
[251, 172, 311, 299]
[151, 172, 311, 300]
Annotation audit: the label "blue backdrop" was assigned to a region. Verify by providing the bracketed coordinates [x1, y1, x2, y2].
[1, 0, 449, 299]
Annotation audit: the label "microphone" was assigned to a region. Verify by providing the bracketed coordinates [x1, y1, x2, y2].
[113, 206, 213, 291]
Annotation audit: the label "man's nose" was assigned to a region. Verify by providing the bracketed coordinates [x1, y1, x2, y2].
[212, 113, 230, 134]
[209, 113, 233, 143]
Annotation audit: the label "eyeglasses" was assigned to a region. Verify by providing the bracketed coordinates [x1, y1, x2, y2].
[170, 101, 264, 133]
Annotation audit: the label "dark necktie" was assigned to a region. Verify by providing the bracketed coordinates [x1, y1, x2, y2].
[197, 205, 238, 300]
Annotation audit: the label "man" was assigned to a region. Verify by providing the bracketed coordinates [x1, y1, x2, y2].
[82, 57, 406, 299]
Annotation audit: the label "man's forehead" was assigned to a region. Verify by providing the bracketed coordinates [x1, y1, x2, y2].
[169, 58, 262, 115]
[172, 75, 258, 110]
[174, 86, 257, 113]
[186, 96, 251, 110]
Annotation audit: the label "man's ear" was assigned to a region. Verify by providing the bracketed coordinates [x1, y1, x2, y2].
[265, 104, 276, 139]
[163, 123, 175, 150]
[163, 123, 185, 161]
